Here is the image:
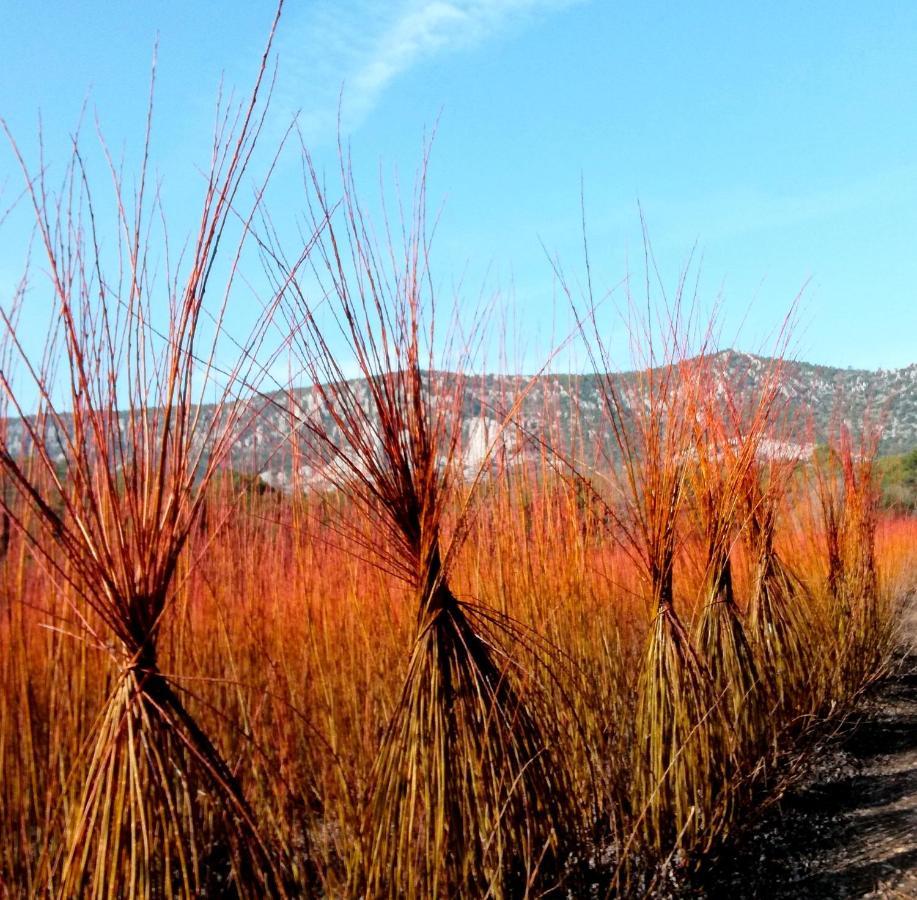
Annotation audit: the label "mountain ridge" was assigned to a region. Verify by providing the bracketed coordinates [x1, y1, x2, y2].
[4, 351, 915, 489]
[246, 350, 917, 487]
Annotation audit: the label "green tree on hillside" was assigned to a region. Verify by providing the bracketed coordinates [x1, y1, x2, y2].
[876, 447, 917, 511]
[902, 448, 917, 490]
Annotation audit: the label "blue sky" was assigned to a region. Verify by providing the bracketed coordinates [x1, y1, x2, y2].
[1, 0, 915, 373]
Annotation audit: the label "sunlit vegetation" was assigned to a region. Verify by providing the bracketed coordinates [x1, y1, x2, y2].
[0, 22, 914, 899]
[876, 448, 917, 511]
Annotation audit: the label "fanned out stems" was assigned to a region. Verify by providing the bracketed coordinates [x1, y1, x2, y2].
[744, 454, 811, 726]
[0, 37, 908, 891]
[269, 144, 576, 897]
[688, 402, 758, 785]
[837, 423, 882, 615]
[0, 6, 295, 895]
[688, 349, 789, 769]
[556, 241, 726, 863]
[813, 420, 887, 695]
[614, 341, 727, 864]
[812, 433, 848, 613]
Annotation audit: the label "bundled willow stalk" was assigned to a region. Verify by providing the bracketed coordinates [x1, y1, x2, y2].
[564, 280, 726, 864]
[806, 416, 891, 716]
[624, 368, 724, 862]
[276, 149, 574, 898]
[812, 438, 848, 617]
[0, 11, 289, 894]
[744, 457, 811, 726]
[689, 368, 768, 776]
[833, 424, 886, 693]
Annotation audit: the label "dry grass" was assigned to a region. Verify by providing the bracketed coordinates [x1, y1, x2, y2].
[0, 429, 912, 896]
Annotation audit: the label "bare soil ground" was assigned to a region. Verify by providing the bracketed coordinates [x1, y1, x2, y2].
[708, 604, 917, 899]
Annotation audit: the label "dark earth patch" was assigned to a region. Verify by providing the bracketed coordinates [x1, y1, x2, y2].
[706, 606, 917, 899]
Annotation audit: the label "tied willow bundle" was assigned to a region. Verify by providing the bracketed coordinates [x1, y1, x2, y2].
[271, 148, 575, 898]
[688, 353, 786, 772]
[0, 9, 290, 894]
[560, 265, 727, 865]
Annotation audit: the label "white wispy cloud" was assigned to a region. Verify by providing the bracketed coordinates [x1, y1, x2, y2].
[276, 0, 582, 142]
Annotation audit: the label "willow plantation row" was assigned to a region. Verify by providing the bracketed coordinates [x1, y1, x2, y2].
[0, 21, 914, 899]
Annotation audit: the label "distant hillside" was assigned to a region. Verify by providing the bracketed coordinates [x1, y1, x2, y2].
[5, 351, 916, 490]
[227, 351, 917, 488]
